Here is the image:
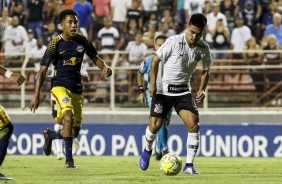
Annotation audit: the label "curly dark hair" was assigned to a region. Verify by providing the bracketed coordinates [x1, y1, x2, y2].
[58, 9, 78, 23]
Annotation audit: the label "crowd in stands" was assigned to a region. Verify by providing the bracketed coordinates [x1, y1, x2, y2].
[0, 0, 281, 104]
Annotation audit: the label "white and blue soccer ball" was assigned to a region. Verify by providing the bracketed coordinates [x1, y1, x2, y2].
[159, 153, 182, 176]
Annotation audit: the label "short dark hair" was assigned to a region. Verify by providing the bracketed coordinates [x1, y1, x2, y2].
[189, 13, 207, 30]
[59, 9, 78, 23]
[155, 35, 167, 42]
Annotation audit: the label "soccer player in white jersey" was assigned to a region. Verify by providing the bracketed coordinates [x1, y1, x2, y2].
[139, 13, 212, 175]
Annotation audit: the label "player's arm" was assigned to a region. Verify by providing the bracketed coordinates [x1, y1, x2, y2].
[91, 56, 112, 78]
[0, 65, 25, 85]
[29, 66, 48, 112]
[137, 71, 146, 104]
[196, 70, 210, 104]
[149, 54, 161, 97]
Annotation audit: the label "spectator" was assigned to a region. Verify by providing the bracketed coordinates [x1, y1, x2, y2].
[205, 2, 228, 48]
[27, 0, 45, 39]
[261, 34, 282, 91]
[1, 16, 28, 65]
[176, 0, 186, 32]
[120, 19, 138, 50]
[0, 8, 11, 50]
[261, 0, 278, 31]
[24, 29, 37, 55]
[124, 31, 147, 66]
[111, 0, 131, 33]
[141, 0, 158, 25]
[157, 0, 176, 20]
[202, 0, 212, 16]
[220, 0, 239, 32]
[126, 0, 143, 29]
[161, 9, 177, 30]
[240, 1, 258, 36]
[52, 0, 66, 34]
[155, 21, 176, 38]
[97, 16, 120, 52]
[264, 13, 282, 48]
[210, 19, 230, 59]
[230, 16, 252, 59]
[92, 0, 111, 38]
[43, 22, 59, 46]
[29, 39, 47, 74]
[73, 0, 93, 31]
[10, 1, 27, 27]
[238, 0, 262, 21]
[143, 12, 158, 32]
[184, 0, 205, 21]
[65, 0, 76, 9]
[243, 36, 264, 94]
[142, 23, 156, 50]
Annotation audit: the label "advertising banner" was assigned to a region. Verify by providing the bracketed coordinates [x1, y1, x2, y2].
[7, 123, 282, 157]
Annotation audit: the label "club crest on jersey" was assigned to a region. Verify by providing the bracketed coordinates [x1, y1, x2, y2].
[154, 104, 163, 114]
[61, 97, 70, 104]
[77, 45, 84, 52]
[63, 57, 81, 66]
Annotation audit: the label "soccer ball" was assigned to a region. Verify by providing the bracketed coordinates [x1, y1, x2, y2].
[159, 153, 182, 176]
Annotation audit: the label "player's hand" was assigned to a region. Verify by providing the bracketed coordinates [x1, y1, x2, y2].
[196, 90, 205, 103]
[138, 93, 146, 104]
[10, 73, 25, 86]
[149, 84, 156, 97]
[29, 95, 40, 113]
[103, 66, 112, 78]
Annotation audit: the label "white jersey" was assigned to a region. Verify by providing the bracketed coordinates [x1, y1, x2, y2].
[156, 34, 212, 96]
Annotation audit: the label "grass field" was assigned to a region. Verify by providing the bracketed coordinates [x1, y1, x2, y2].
[1, 156, 282, 184]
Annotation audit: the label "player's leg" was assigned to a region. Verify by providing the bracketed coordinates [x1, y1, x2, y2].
[157, 107, 173, 158]
[49, 87, 75, 168]
[140, 94, 171, 170]
[175, 94, 200, 174]
[52, 100, 64, 160]
[71, 93, 83, 153]
[0, 105, 13, 166]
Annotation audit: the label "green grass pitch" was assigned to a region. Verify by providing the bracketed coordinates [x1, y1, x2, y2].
[1, 156, 282, 184]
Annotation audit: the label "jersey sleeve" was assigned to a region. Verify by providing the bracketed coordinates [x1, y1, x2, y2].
[41, 36, 60, 67]
[156, 37, 174, 62]
[202, 44, 212, 70]
[139, 56, 150, 75]
[83, 36, 98, 59]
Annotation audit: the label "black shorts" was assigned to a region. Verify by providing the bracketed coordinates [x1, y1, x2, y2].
[150, 94, 198, 119]
[51, 100, 57, 118]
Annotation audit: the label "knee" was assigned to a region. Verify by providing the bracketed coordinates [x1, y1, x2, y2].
[63, 111, 73, 126]
[149, 118, 163, 133]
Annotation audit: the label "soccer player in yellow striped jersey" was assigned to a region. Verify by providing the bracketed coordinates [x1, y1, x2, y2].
[0, 65, 25, 180]
[29, 9, 112, 168]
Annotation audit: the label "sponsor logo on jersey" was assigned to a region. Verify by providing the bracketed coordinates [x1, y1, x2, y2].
[59, 50, 67, 54]
[77, 45, 84, 52]
[63, 57, 81, 66]
[154, 104, 163, 114]
[61, 97, 70, 104]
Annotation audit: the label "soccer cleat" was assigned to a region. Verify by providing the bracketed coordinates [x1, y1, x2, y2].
[139, 149, 152, 170]
[65, 159, 77, 168]
[162, 149, 169, 156]
[183, 164, 200, 175]
[57, 151, 64, 160]
[43, 128, 52, 156]
[0, 173, 14, 181]
[155, 150, 162, 160]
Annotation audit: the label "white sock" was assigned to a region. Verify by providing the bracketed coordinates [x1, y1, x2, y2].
[54, 124, 63, 153]
[186, 132, 199, 164]
[145, 126, 157, 151]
